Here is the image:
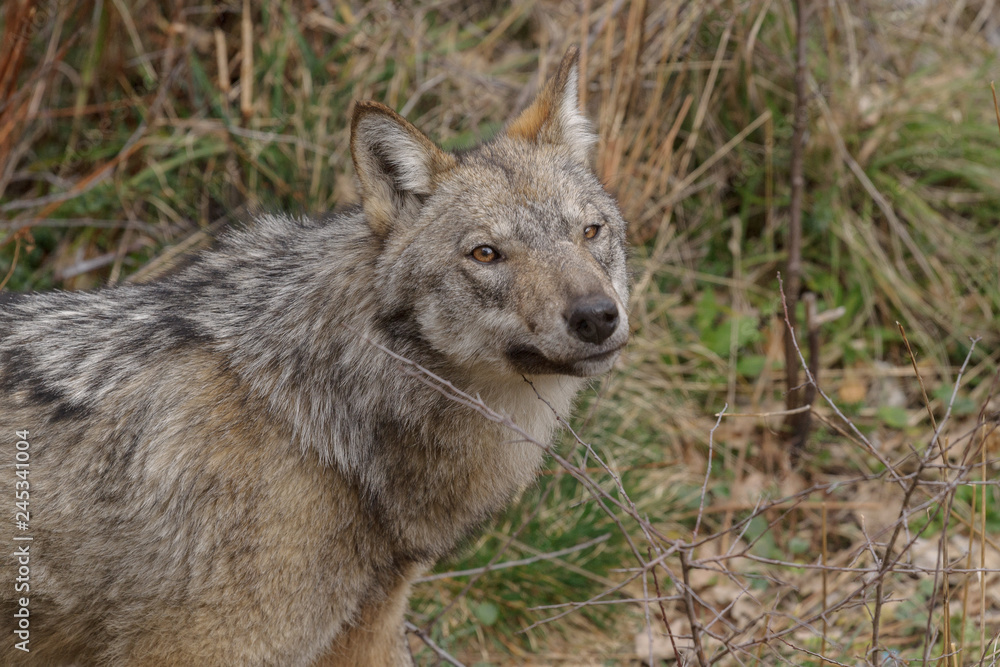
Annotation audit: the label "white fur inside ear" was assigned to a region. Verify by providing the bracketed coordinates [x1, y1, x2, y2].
[558, 66, 598, 160]
[367, 119, 435, 195]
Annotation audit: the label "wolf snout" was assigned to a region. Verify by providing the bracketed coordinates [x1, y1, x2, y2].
[566, 295, 619, 345]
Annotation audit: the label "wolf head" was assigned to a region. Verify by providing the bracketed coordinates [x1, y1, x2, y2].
[351, 47, 629, 379]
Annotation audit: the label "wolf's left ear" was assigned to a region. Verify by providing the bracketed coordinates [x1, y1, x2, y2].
[351, 102, 457, 237]
[504, 46, 596, 163]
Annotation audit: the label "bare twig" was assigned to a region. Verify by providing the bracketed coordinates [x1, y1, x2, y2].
[649, 546, 682, 663]
[716, 404, 810, 418]
[403, 621, 466, 667]
[694, 404, 726, 539]
[415, 534, 611, 583]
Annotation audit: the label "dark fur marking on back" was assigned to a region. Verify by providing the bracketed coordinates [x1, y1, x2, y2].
[50, 401, 91, 422]
[0, 346, 68, 405]
[0, 291, 32, 307]
[159, 314, 212, 347]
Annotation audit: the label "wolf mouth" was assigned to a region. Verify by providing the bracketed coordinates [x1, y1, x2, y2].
[505, 343, 623, 376]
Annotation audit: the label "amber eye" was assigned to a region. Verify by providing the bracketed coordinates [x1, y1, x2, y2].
[584, 224, 601, 240]
[471, 245, 499, 263]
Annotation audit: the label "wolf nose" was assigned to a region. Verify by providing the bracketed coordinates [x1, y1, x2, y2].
[567, 296, 619, 345]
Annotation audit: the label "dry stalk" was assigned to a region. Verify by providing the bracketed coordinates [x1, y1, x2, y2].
[899, 322, 938, 433]
[821, 501, 828, 666]
[783, 0, 811, 449]
[679, 549, 709, 667]
[979, 435, 986, 659]
[959, 456, 976, 647]
[648, 546, 682, 663]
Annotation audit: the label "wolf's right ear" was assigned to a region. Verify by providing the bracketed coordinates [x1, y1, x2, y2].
[350, 102, 457, 237]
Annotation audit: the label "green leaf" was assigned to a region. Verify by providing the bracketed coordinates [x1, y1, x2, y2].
[695, 290, 719, 333]
[932, 385, 977, 415]
[788, 536, 811, 555]
[473, 601, 499, 626]
[735, 317, 761, 348]
[737, 354, 766, 377]
[877, 405, 910, 429]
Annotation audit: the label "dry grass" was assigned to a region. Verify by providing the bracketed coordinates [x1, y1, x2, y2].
[2, 0, 999, 664]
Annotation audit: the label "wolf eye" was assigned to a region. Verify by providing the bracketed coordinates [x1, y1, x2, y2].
[471, 245, 499, 263]
[584, 224, 601, 240]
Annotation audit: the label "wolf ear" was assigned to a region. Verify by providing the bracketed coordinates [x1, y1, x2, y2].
[350, 102, 457, 236]
[504, 46, 596, 163]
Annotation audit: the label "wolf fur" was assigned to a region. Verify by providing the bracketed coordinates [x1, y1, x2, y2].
[0, 47, 629, 665]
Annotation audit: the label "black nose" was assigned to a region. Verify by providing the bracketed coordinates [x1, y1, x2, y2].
[567, 295, 619, 345]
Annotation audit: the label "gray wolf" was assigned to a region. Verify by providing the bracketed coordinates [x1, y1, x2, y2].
[0, 46, 629, 665]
